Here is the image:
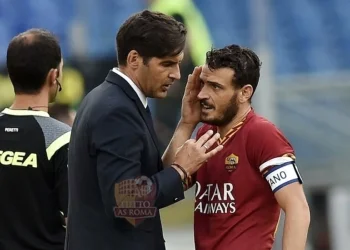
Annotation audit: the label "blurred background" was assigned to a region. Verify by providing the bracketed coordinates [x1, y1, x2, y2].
[1, 0, 350, 249]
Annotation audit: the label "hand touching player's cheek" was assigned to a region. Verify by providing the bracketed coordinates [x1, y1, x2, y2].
[180, 66, 202, 125]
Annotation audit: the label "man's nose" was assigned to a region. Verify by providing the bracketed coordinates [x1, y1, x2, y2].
[169, 65, 181, 80]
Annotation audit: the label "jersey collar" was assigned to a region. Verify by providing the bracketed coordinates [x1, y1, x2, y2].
[218, 108, 255, 145]
[1, 108, 50, 117]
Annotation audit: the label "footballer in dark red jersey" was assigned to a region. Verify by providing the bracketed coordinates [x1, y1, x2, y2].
[189, 45, 310, 250]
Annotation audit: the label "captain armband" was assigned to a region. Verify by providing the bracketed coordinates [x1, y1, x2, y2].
[260, 157, 303, 193]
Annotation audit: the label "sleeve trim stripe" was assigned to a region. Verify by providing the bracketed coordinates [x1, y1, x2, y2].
[46, 131, 71, 160]
[259, 156, 294, 173]
[272, 179, 299, 193]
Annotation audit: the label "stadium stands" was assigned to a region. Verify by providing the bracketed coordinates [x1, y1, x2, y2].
[0, 0, 350, 75]
[0, 0, 350, 171]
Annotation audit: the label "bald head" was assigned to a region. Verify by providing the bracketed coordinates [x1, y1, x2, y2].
[7, 28, 62, 94]
[11, 28, 56, 44]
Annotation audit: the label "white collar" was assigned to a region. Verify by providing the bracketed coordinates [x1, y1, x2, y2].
[1, 108, 50, 117]
[112, 68, 147, 108]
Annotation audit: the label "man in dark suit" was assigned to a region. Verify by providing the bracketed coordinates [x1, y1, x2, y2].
[65, 10, 222, 250]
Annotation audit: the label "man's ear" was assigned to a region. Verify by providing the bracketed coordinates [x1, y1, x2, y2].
[46, 68, 58, 87]
[239, 85, 253, 103]
[126, 50, 142, 69]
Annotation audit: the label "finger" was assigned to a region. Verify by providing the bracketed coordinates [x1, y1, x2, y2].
[204, 144, 224, 158]
[202, 133, 220, 151]
[192, 66, 202, 80]
[192, 66, 202, 92]
[183, 74, 194, 96]
[191, 66, 202, 86]
[195, 130, 214, 147]
[184, 138, 196, 146]
[185, 66, 202, 94]
[187, 138, 196, 144]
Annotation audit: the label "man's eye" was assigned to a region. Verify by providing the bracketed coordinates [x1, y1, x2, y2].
[162, 62, 175, 67]
[211, 83, 220, 89]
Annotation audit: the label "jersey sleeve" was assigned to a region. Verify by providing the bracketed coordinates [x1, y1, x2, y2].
[50, 143, 69, 217]
[247, 120, 303, 193]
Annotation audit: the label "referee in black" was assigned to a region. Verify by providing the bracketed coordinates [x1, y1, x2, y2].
[0, 29, 70, 250]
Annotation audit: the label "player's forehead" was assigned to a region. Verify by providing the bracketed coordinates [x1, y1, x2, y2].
[200, 64, 234, 83]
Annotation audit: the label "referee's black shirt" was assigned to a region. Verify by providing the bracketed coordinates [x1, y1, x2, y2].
[0, 108, 70, 250]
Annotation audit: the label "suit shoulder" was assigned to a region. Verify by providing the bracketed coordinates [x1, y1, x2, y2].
[79, 82, 136, 123]
[89, 81, 131, 105]
[88, 97, 141, 135]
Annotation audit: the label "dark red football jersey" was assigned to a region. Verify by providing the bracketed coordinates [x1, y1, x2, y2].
[194, 109, 300, 250]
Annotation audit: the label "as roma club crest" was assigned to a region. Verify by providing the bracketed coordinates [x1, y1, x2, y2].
[225, 153, 239, 172]
[114, 176, 157, 227]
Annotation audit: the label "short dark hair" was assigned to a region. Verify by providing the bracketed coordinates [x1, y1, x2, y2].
[7, 28, 62, 94]
[116, 10, 187, 66]
[206, 45, 261, 94]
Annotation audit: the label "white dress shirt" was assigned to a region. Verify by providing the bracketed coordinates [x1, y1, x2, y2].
[112, 68, 148, 108]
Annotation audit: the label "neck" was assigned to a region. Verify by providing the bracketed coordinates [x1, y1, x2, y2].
[118, 66, 146, 95]
[217, 104, 252, 137]
[10, 92, 49, 112]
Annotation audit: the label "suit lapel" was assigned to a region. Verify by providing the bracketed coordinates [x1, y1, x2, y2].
[105, 70, 161, 154]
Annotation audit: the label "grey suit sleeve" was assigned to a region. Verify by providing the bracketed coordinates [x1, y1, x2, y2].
[92, 107, 184, 218]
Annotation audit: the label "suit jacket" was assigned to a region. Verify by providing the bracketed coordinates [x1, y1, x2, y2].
[65, 70, 185, 250]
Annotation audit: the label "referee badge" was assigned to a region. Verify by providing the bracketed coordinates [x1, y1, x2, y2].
[225, 153, 239, 172]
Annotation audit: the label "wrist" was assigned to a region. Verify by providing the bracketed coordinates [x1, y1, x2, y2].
[178, 119, 197, 131]
[171, 163, 189, 179]
[171, 163, 190, 191]
[171, 164, 185, 180]
[172, 166, 184, 180]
